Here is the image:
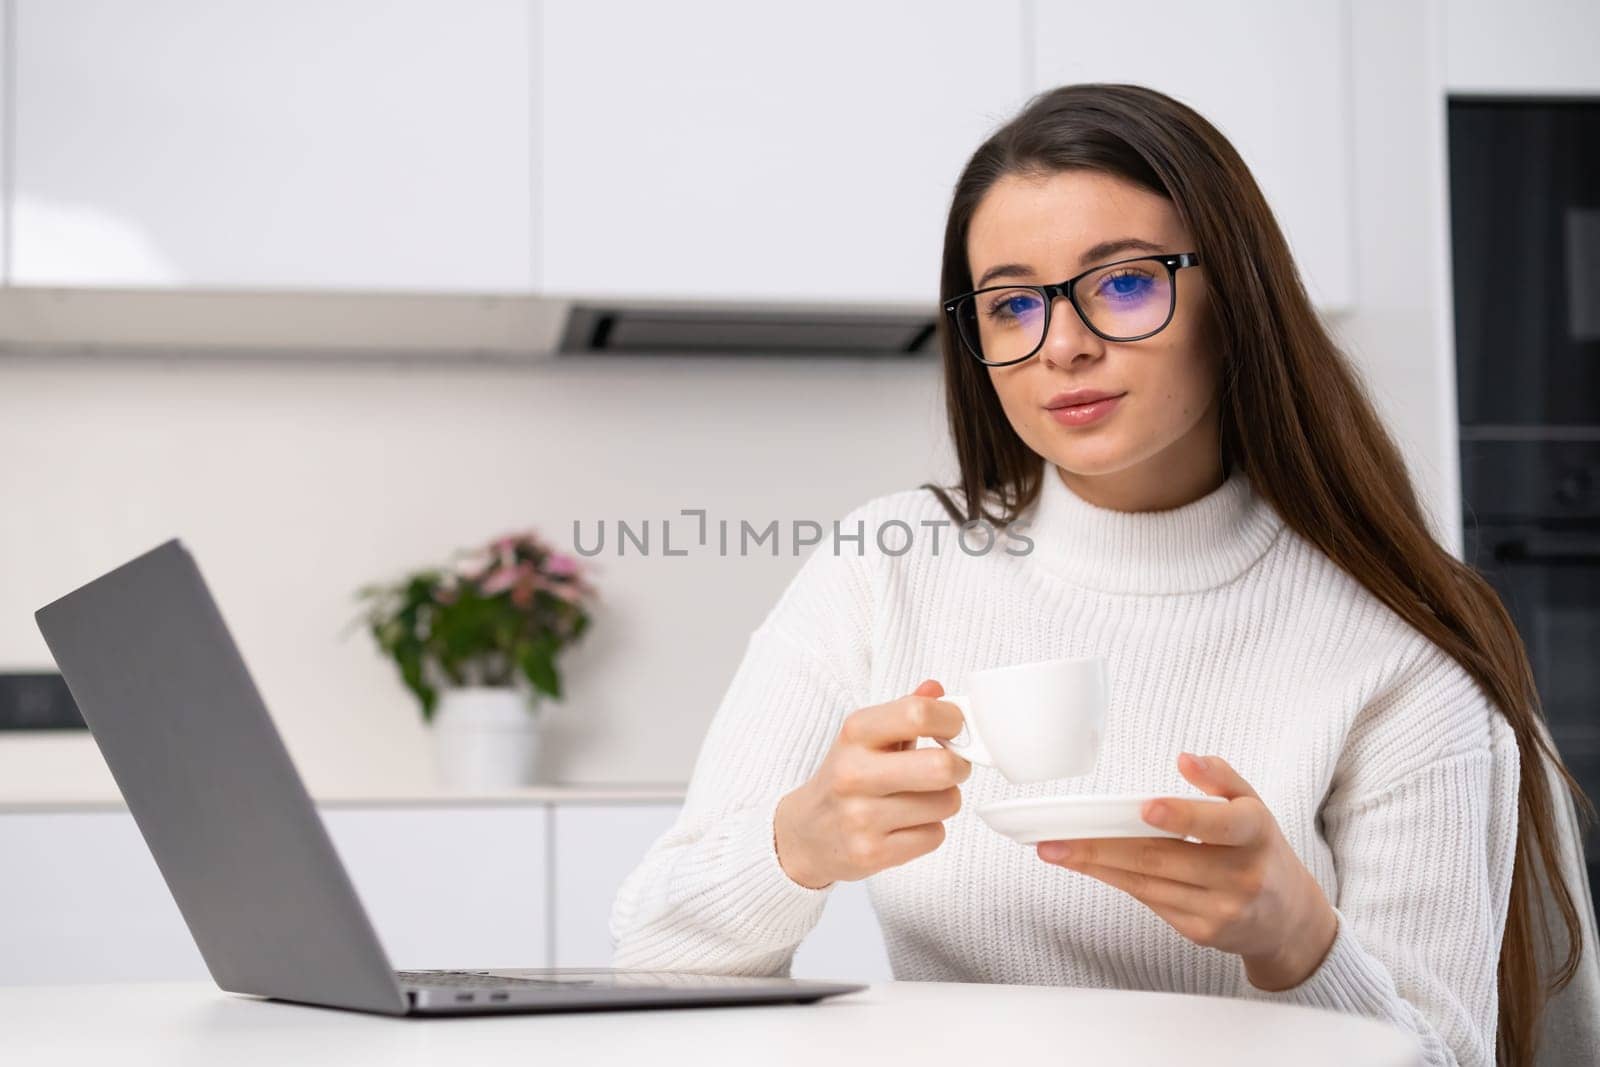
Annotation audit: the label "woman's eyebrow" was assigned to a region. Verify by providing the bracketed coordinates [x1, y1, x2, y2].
[973, 237, 1166, 288]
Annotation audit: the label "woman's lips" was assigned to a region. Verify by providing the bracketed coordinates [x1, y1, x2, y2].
[1046, 393, 1125, 427]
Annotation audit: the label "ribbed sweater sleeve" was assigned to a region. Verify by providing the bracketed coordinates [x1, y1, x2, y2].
[609, 512, 877, 975]
[1239, 652, 1521, 1067]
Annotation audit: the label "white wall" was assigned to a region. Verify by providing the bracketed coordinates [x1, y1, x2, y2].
[0, 1, 1515, 797]
[0, 354, 950, 797]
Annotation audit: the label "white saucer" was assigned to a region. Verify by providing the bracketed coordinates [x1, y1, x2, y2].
[975, 794, 1227, 845]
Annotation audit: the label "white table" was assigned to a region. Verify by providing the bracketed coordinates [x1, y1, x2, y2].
[0, 979, 1420, 1066]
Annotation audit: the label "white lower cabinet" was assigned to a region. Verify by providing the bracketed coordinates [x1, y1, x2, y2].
[553, 803, 893, 983]
[320, 807, 547, 972]
[0, 806, 551, 984]
[551, 803, 681, 968]
[790, 879, 894, 984]
[0, 811, 208, 985]
[1, 800, 892, 986]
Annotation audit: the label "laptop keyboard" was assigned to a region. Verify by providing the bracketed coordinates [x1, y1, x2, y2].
[396, 970, 600, 989]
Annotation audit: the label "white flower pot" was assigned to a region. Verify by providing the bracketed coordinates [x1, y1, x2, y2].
[431, 686, 542, 790]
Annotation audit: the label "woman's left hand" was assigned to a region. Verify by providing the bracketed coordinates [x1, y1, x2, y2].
[1036, 752, 1338, 991]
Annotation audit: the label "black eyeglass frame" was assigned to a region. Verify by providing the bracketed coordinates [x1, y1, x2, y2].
[943, 251, 1203, 366]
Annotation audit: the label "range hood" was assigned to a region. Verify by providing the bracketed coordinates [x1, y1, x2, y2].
[0, 288, 939, 361]
[558, 302, 935, 357]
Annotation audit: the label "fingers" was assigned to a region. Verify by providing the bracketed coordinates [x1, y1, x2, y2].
[833, 745, 972, 796]
[853, 787, 963, 835]
[895, 680, 945, 751]
[839, 687, 965, 750]
[1141, 796, 1265, 846]
[880, 822, 947, 867]
[1039, 836, 1230, 887]
[1059, 860, 1211, 917]
[1177, 752, 1260, 801]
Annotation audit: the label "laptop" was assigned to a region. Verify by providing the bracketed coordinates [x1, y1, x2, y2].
[33, 538, 866, 1016]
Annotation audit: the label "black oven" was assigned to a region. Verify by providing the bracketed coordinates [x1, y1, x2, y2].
[1451, 96, 1600, 912]
[1450, 98, 1600, 429]
[1462, 441, 1600, 895]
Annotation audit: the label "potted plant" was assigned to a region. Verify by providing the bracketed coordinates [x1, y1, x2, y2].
[353, 530, 597, 789]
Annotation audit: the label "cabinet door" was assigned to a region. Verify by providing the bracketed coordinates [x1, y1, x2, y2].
[1, 9, 9, 284]
[0, 811, 208, 984]
[554, 803, 892, 981]
[791, 879, 893, 983]
[322, 806, 548, 970]
[1031, 0, 1354, 310]
[0, 807, 548, 983]
[11, 0, 534, 290]
[551, 802, 681, 968]
[539, 1, 1027, 306]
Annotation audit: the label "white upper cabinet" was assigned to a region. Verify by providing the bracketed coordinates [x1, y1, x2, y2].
[10, 0, 535, 291]
[537, 1, 1028, 307]
[5, 0, 1355, 309]
[1030, 0, 1355, 310]
[1445, 1, 1600, 92]
[1, 9, 10, 284]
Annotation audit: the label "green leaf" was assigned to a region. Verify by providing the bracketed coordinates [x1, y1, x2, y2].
[518, 638, 561, 701]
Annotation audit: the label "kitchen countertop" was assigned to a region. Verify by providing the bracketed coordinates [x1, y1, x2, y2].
[0, 980, 1423, 1066]
[0, 783, 687, 813]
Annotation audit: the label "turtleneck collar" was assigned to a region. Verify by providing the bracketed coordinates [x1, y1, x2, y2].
[1017, 456, 1286, 595]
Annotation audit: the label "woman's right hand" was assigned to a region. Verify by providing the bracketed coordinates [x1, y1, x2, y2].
[772, 679, 971, 889]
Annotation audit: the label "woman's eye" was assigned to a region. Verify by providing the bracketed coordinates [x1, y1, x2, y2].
[986, 293, 1041, 320]
[1097, 271, 1154, 301]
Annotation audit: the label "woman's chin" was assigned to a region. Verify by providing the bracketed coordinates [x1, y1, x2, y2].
[1038, 439, 1130, 478]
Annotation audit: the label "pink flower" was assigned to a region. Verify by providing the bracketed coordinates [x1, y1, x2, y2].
[545, 551, 581, 578]
[480, 561, 531, 596]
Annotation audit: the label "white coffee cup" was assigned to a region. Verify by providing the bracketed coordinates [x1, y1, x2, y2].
[935, 656, 1108, 783]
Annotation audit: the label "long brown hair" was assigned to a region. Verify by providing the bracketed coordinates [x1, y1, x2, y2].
[925, 83, 1593, 1065]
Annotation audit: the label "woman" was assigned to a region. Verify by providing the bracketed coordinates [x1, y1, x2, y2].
[609, 84, 1592, 1066]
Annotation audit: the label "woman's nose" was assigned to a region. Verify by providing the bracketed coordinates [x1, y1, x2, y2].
[1037, 293, 1103, 369]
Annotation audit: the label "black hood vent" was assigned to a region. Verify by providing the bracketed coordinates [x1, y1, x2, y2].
[559, 303, 937, 358]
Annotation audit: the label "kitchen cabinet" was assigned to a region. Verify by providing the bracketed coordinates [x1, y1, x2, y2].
[321, 807, 548, 971]
[537, 0, 1028, 307]
[0, 806, 550, 984]
[1, 799, 893, 986]
[1, 8, 10, 283]
[551, 802, 682, 968]
[791, 878, 894, 983]
[1445, 1, 1600, 93]
[6, 1, 1357, 312]
[552, 802, 894, 982]
[0, 811, 209, 985]
[1030, 0, 1355, 310]
[9, 0, 535, 291]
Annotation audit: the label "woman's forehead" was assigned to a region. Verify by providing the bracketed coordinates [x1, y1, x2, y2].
[967, 170, 1182, 277]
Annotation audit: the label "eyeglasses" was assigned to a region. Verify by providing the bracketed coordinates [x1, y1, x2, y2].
[944, 252, 1201, 367]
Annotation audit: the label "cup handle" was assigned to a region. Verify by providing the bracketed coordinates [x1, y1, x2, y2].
[936, 693, 995, 768]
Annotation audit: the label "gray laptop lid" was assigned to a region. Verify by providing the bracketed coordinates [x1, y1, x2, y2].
[35, 539, 408, 1015]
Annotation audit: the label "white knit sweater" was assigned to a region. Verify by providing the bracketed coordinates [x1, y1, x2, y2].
[611, 458, 1519, 1067]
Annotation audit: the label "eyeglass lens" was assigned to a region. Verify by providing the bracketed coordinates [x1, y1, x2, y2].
[955, 258, 1175, 363]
